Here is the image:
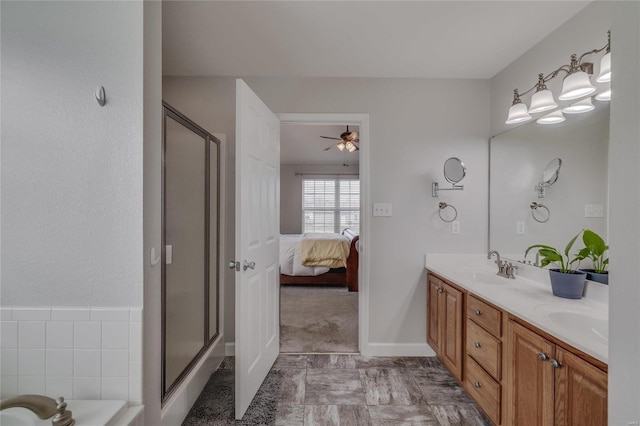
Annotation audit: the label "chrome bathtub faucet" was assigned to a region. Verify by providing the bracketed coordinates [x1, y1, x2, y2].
[0, 395, 75, 426]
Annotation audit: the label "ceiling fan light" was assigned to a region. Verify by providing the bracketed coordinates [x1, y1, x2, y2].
[529, 89, 558, 114]
[562, 97, 595, 114]
[595, 88, 611, 101]
[347, 144, 357, 153]
[505, 103, 532, 124]
[558, 71, 596, 100]
[537, 110, 565, 125]
[345, 141, 354, 151]
[337, 142, 346, 151]
[596, 52, 611, 83]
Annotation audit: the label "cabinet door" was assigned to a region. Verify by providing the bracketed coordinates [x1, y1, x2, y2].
[554, 347, 607, 426]
[427, 277, 441, 352]
[506, 320, 554, 426]
[440, 282, 464, 381]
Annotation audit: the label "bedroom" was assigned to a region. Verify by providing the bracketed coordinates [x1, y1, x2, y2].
[279, 123, 361, 354]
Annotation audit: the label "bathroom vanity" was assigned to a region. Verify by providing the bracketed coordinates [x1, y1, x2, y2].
[426, 255, 608, 426]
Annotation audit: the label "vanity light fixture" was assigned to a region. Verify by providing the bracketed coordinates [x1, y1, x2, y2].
[595, 89, 611, 101]
[537, 110, 565, 125]
[563, 97, 595, 114]
[505, 31, 610, 124]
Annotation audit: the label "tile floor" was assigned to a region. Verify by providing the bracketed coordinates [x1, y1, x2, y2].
[183, 354, 491, 425]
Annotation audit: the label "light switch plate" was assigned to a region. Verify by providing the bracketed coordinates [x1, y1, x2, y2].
[372, 203, 392, 217]
[585, 204, 605, 218]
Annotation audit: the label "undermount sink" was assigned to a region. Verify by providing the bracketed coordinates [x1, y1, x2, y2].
[461, 271, 511, 285]
[534, 305, 609, 344]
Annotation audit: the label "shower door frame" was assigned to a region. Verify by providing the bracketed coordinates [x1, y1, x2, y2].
[161, 102, 221, 403]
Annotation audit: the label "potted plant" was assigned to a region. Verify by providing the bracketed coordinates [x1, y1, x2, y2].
[525, 230, 587, 299]
[578, 229, 609, 284]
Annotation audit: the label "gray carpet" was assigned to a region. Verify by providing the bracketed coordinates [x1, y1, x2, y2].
[280, 285, 358, 353]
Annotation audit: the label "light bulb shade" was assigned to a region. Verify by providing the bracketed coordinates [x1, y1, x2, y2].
[336, 142, 346, 151]
[537, 110, 566, 124]
[347, 144, 357, 153]
[528, 89, 558, 114]
[505, 103, 532, 124]
[596, 52, 611, 83]
[595, 88, 611, 101]
[558, 71, 596, 100]
[562, 97, 595, 114]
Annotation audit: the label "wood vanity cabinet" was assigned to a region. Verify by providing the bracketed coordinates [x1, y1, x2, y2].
[427, 274, 464, 382]
[506, 319, 608, 426]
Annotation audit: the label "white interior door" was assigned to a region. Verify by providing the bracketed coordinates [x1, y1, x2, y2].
[235, 79, 280, 419]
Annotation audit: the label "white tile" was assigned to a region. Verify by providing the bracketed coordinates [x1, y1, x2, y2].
[46, 322, 74, 349]
[73, 350, 101, 377]
[12, 308, 51, 321]
[0, 376, 18, 398]
[1, 321, 18, 348]
[102, 350, 129, 377]
[129, 322, 142, 362]
[18, 321, 46, 349]
[73, 377, 101, 399]
[18, 349, 46, 376]
[46, 349, 73, 377]
[74, 322, 101, 349]
[91, 308, 129, 322]
[129, 361, 142, 403]
[129, 308, 143, 322]
[0, 308, 12, 321]
[1, 349, 18, 376]
[51, 308, 91, 321]
[102, 377, 128, 400]
[18, 376, 45, 394]
[102, 322, 129, 349]
[45, 377, 73, 399]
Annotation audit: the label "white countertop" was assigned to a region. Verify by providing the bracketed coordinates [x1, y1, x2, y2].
[425, 254, 608, 364]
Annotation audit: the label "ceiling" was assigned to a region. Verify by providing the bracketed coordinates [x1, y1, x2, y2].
[163, 1, 590, 79]
[281, 124, 360, 165]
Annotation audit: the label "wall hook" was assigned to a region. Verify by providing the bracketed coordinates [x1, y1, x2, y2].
[95, 86, 106, 107]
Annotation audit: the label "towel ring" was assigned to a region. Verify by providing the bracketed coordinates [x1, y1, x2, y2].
[530, 202, 550, 223]
[438, 202, 458, 223]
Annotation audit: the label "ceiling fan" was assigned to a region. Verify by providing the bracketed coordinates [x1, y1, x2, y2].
[321, 126, 360, 152]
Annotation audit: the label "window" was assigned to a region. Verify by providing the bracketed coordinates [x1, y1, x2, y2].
[303, 178, 360, 234]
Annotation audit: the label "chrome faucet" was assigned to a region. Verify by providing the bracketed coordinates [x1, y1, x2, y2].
[487, 250, 517, 279]
[0, 395, 75, 426]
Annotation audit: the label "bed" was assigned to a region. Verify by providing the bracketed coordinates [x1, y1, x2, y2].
[279, 228, 359, 292]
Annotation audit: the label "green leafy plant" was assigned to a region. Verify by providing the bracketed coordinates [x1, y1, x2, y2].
[525, 230, 585, 273]
[578, 229, 609, 274]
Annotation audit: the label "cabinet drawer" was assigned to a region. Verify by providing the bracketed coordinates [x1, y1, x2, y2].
[466, 319, 502, 380]
[465, 355, 501, 425]
[467, 294, 502, 337]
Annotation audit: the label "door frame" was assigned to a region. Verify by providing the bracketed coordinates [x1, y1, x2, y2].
[277, 113, 370, 354]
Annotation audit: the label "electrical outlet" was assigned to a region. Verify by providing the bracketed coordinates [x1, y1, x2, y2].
[372, 203, 392, 217]
[517, 221, 525, 235]
[451, 220, 460, 235]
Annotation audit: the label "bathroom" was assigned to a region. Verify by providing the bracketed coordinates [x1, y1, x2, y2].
[1, 1, 639, 425]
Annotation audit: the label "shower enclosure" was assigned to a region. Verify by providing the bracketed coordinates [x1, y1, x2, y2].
[162, 103, 220, 401]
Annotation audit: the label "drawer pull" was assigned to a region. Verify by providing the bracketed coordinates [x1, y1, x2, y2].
[437, 287, 444, 293]
[474, 341, 482, 349]
[538, 352, 548, 361]
[550, 359, 562, 369]
[473, 381, 482, 388]
[475, 309, 482, 316]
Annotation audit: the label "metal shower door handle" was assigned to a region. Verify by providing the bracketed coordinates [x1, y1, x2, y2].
[243, 260, 256, 271]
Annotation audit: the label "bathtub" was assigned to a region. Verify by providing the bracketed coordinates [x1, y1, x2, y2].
[0, 400, 142, 426]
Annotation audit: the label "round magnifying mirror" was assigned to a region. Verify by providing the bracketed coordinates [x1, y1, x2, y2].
[443, 157, 467, 184]
[542, 158, 562, 185]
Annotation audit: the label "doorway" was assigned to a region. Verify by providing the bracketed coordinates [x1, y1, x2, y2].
[277, 114, 370, 355]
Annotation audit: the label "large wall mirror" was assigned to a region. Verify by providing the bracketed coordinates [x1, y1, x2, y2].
[489, 104, 609, 265]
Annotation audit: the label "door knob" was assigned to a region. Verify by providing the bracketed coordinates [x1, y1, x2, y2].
[243, 260, 256, 271]
[228, 261, 239, 270]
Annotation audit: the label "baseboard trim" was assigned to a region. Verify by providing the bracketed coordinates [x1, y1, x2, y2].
[225, 342, 235, 356]
[364, 343, 436, 357]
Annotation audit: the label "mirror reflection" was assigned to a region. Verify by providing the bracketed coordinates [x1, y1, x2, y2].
[489, 105, 609, 264]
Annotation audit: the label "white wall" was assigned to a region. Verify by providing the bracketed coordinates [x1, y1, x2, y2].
[490, 2, 640, 421]
[163, 76, 490, 349]
[280, 163, 360, 234]
[1, 1, 144, 307]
